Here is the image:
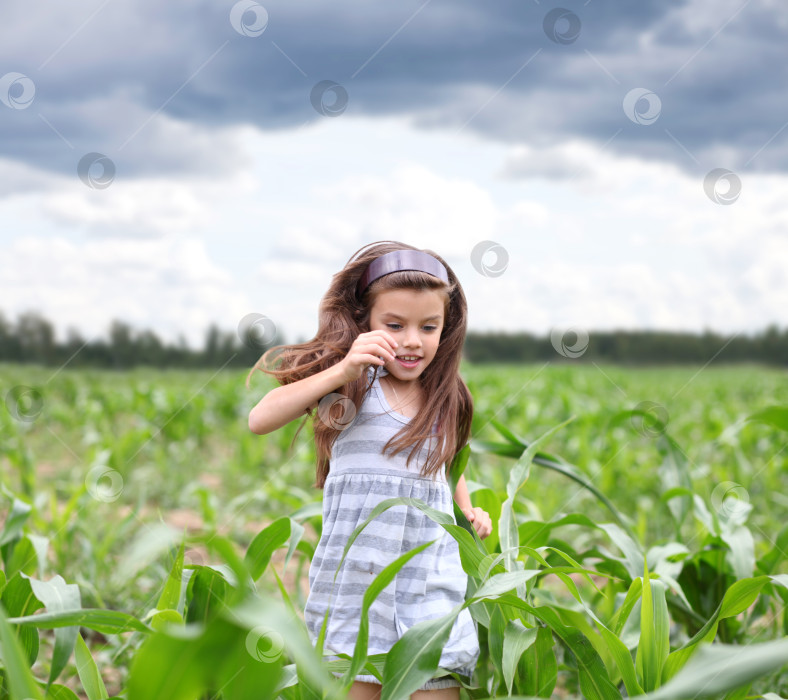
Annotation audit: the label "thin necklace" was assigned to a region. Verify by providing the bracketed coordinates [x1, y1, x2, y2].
[386, 376, 417, 414]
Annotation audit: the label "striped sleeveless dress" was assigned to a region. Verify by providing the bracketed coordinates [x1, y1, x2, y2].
[303, 365, 480, 689]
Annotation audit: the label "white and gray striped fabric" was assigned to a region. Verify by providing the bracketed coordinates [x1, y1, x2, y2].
[304, 365, 480, 684]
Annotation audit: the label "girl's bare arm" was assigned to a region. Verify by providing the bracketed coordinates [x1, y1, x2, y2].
[249, 329, 397, 435]
[453, 474, 472, 511]
[455, 474, 493, 539]
[248, 363, 349, 435]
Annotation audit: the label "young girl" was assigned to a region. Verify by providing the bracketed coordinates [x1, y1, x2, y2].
[247, 241, 493, 699]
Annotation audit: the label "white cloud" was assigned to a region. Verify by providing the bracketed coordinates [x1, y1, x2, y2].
[43, 176, 224, 239]
[0, 157, 60, 198]
[2, 234, 251, 348]
[1, 118, 786, 351]
[242, 132, 788, 338]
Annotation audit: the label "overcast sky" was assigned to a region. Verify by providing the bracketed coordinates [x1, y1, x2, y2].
[1, 0, 787, 349]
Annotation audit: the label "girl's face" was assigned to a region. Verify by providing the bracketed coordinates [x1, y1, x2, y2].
[368, 288, 446, 382]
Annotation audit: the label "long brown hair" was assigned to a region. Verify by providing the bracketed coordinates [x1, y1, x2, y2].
[245, 240, 473, 489]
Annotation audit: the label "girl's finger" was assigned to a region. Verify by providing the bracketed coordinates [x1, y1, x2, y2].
[368, 330, 398, 352]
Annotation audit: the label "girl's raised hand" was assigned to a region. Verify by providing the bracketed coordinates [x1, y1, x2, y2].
[462, 507, 493, 540]
[336, 330, 399, 384]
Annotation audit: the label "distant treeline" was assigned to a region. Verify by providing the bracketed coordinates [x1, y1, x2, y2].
[463, 327, 788, 366]
[1, 310, 787, 369]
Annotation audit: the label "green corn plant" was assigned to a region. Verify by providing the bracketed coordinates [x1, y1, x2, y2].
[461, 407, 788, 698]
[3, 362, 788, 699]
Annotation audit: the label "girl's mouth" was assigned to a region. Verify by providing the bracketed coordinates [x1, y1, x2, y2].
[396, 356, 421, 368]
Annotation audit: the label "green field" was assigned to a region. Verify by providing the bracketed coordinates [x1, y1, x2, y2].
[1, 361, 787, 699]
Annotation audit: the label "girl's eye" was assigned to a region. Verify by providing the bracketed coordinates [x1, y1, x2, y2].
[386, 323, 438, 331]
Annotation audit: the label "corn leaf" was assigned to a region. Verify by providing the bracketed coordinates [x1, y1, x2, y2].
[520, 625, 556, 697]
[500, 418, 575, 585]
[8, 608, 153, 634]
[1, 572, 44, 667]
[380, 568, 542, 700]
[185, 566, 229, 624]
[488, 604, 507, 681]
[156, 538, 185, 614]
[0, 490, 32, 547]
[45, 684, 81, 699]
[746, 405, 788, 433]
[642, 637, 788, 699]
[74, 631, 109, 700]
[502, 620, 538, 695]
[495, 593, 621, 699]
[0, 601, 45, 699]
[662, 575, 771, 683]
[28, 573, 82, 689]
[635, 564, 669, 692]
[244, 517, 291, 581]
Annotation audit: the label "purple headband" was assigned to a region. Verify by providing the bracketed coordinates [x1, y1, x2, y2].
[356, 250, 450, 297]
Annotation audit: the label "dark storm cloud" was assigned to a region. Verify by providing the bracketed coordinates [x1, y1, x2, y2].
[0, 0, 785, 182]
